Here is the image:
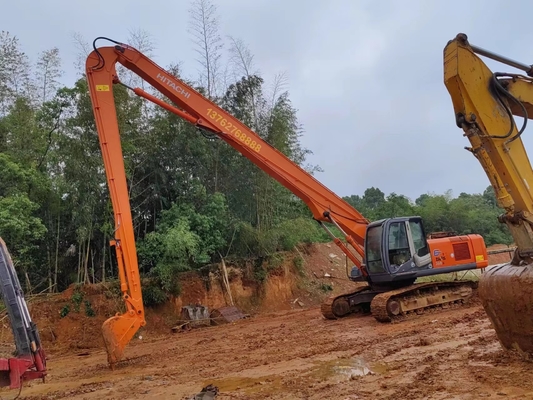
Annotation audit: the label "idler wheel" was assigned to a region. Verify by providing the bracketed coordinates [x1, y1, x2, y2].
[386, 299, 401, 316]
[332, 298, 350, 317]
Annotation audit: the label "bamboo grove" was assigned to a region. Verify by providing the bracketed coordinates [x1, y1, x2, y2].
[0, 1, 512, 301]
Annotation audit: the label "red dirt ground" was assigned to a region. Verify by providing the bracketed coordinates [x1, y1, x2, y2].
[10, 301, 533, 400]
[486, 243, 514, 265]
[0, 242, 529, 400]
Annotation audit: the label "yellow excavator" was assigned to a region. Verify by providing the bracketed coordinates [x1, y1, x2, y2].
[444, 33, 533, 357]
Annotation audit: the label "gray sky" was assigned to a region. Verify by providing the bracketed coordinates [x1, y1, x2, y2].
[2, 0, 533, 201]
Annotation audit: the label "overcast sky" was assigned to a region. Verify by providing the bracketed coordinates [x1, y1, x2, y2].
[2, 0, 533, 201]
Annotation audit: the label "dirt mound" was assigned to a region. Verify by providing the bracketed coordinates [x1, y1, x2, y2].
[3, 242, 532, 399]
[0, 242, 359, 358]
[3, 238, 502, 361]
[26, 284, 123, 354]
[487, 243, 514, 265]
[295, 242, 359, 294]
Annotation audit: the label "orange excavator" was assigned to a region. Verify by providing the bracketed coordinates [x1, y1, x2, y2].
[444, 33, 533, 357]
[85, 37, 489, 367]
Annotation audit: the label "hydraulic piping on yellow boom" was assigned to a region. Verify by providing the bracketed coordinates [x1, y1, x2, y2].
[444, 33, 533, 356]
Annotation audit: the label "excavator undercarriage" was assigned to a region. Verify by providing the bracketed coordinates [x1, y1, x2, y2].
[320, 285, 373, 319]
[321, 281, 477, 322]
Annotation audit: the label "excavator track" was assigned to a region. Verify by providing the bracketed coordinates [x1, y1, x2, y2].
[370, 281, 477, 323]
[320, 284, 373, 319]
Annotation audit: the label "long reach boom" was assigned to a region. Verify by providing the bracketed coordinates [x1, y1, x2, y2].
[86, 37, 371, 365]
[87, 36, 489, 366]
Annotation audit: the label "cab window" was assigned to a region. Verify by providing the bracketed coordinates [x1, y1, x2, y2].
[366, 225, 385, 273]
[409, 220, 429, 256]
[388, 222, 411, 266]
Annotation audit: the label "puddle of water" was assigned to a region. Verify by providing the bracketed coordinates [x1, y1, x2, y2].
[202, 357, 388, 395]
[203, 375, 283, 396]
[311, 357, 388, 383]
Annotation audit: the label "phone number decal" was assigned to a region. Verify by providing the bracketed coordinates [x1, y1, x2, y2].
[206, 108, 261, 153]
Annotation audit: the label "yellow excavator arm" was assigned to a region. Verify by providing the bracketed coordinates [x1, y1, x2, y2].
[444, 33, 533, 355]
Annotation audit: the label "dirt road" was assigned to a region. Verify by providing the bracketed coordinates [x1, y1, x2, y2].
[8, 297, 533, 400]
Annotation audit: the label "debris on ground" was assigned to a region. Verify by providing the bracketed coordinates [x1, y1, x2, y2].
[173, 305, 211, 331]
[186, 384, 219, 400]
[210, 306, 249, 326]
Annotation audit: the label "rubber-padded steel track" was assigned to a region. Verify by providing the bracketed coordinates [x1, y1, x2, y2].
[370, 281, 477, 322]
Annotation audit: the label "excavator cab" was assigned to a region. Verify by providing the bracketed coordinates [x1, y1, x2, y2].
[350, 217, 432, 284]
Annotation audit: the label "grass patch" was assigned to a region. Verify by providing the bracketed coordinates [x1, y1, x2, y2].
[416, 270, 481, 284]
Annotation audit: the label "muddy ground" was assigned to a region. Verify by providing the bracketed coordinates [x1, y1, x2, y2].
[6, 296, 533, 400]
[0, 242, 528, 400]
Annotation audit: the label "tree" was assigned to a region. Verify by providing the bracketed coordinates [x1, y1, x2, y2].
[35, 47, 63, 104]
[0, 31, 34, 114]
[0, 19, 517, 301]
[188, 0, 224, 99]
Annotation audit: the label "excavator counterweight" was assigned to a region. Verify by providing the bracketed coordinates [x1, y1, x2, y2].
[444, 33, 533, 357]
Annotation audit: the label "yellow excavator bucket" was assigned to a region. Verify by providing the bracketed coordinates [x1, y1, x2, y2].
[479, 264, 533, 356]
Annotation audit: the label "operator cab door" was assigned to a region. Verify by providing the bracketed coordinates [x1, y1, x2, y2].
[363, 217, 432, 282]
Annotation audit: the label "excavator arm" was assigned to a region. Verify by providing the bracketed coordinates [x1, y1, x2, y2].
[444, 33, 533, 356]
[85, 37, 370, 365]
[0, 238, 46, 389]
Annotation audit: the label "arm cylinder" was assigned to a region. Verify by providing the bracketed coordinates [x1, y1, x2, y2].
[470, 44, 533, 75]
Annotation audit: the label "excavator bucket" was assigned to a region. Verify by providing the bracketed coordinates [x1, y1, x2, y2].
[478, 263, 533, 357]
[102, 313, 143, 366]
[180, 305, 210, 328]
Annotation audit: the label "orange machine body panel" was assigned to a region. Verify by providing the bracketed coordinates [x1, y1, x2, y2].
[428, 234, 489, 269]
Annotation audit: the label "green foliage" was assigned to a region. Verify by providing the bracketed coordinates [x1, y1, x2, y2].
[319, 283, 333, 292]
[0, 19, 517, 301]
[136, 184, 230, 297]
[84, 300, 95, 317]
[60, 304, 70, 318]
[252, 260, 268, 283]
[141, 283, 170, 307]
[59, 288, 96, 318]
[138, 219, 197, 295]
[229, 217, 328, 259]
[72, 290, 83, 312]
[268, 253, 285, 271]
[293, 255, 305, 276]
[344, 186, 513, 246]
[273, 218, 326, 251]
